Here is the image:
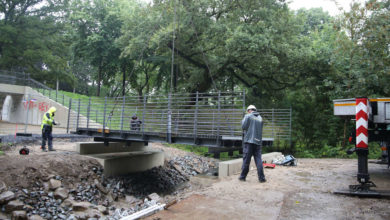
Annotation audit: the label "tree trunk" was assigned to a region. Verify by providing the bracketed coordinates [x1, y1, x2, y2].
[342, 118, 347, 147]
[97, 65, 102, 97]
[122, 64, 126, 96]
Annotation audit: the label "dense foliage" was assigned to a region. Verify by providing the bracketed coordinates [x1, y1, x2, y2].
[1, 0, 389, 156]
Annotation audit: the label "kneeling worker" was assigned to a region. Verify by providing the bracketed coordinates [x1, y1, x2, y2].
[41, 107, 59, 152]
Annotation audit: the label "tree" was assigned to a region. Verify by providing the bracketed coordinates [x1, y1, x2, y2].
[69, 0, 122, 96]
[117, 0, 170, 97]
[0, 0, 71, 86]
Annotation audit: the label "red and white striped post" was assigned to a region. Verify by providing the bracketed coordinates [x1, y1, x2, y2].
[356, 98, 368, 149]
[355, 98, 370, 183]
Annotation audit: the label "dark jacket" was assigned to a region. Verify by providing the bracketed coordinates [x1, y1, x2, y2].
[130, 115, 142, 131]
[242, 111, 263, 145]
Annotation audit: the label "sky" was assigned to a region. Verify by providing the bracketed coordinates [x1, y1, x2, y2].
[140, 0, 367, 16]
[288, 0, 366, 16]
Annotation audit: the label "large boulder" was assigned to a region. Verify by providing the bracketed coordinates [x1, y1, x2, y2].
[94, 179, 108, 194]
[28, 215, 45, 220]
[5, 200, 24, 213]
[0, 212, 9, 220]
[72, 201, 93, 212]
[0, 191, 15, 205]
[54, 188, 69, 200]
[61, 198, 75, 208]
[97, 205, 109, 215]
[11, 210, 27, 220]
[125, 195, 138, 204]
[73, 209, 101, 220]
[48, 179, 61, 190]
[0, 181, 6, 193]
[147, 193, 162, 203]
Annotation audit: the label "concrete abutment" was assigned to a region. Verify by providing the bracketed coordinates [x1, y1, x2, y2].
[76, 142, 164, 177]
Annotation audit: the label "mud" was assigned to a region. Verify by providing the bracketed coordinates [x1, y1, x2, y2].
[148, 159, 390, 220]
[1, 130, 390, 219]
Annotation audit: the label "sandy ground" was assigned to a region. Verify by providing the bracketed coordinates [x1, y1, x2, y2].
[148, 159, 390, 220]
[0, 121, 68, 135]
[1, 139, 390, 220]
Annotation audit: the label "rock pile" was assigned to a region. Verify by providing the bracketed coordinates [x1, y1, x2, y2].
[0, 153, 216, 219]
[169, 155, 216, 176]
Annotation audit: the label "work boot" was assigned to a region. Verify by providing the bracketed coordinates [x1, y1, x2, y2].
[48, 149, 56, 151]
[259, 178, 267, 183]
[238, 177, 246, 182]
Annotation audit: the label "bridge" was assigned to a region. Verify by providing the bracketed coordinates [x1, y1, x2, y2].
[0, 70, 292, 158]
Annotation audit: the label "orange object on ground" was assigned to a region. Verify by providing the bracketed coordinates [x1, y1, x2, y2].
[263, 163, 276, 168]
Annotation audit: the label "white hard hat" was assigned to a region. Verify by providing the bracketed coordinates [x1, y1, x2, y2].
[247, 105, 256, 111]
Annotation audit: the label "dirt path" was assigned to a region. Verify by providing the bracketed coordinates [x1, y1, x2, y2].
[1, 139, 390, 219]
[148, 159, 390, 220]
[0, 121, 68, 135]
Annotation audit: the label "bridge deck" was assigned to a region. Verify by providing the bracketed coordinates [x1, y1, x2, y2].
[76, 127, 274, 148]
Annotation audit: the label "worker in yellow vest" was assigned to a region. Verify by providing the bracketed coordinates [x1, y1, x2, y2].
[41, 107, 59, 152]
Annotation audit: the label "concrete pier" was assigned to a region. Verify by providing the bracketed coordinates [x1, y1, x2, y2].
[75, 141, 146, 155]
[76, 142, 164, 177]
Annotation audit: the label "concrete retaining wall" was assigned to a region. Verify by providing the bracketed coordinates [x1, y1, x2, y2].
[76, 141, 164, 177]
[218, 152, 283, 178]
[0, 84, 100, 132]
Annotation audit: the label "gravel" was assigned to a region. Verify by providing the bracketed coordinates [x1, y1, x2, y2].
[0, 144, 217, 219]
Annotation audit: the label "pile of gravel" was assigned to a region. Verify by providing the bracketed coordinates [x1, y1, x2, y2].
[0, 150, 217, 219]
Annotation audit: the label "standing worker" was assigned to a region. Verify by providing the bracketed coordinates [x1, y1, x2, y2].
[130, 114, 142, 131]
[41, 107, 59, 152]
[239, 105, 266, 183]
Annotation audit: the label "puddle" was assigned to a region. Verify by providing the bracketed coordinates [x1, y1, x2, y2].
[190, 168, 219, 187]
[295, 171, 311, 177]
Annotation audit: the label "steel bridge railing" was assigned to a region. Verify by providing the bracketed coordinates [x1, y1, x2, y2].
[67, 92, 292, 143]
[0, 70, 292, 144]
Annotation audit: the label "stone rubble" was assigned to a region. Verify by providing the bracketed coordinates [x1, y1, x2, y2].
[0, 153, 216, 219]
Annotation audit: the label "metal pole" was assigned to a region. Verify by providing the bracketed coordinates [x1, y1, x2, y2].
[243, 90, 246, 114]
[62, 94, 64, 105]
[27, 73, 30, 87]
[56, 89, 58, 102]
[242, 90, 246, 150]
[289, 107, 292, 148]
[167, 93, 172, 143]
[272, 108, 275, 139]
[120, 96, 125, 134]
[76, 99, 81, 131]
[86, 97, 91, 129]
[24, 94, 30, 134]
[193, 91, 199, 144]
[216, 91, 221, 146]
[103, 97, 107, 135]
[49, 89, 51, 99]
[142, 95, 146, 135]
[66, 98, 72, 133]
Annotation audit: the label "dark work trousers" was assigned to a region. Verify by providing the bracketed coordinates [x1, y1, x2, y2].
[239, 143, 265, 180]
[41, 128, 53, 150]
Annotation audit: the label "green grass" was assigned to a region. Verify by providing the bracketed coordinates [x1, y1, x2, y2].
[61, 91, 95, 100]
[293, 142, 382, 159]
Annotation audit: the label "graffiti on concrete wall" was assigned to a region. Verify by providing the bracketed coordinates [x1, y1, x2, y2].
[23, 100, 49, 112]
